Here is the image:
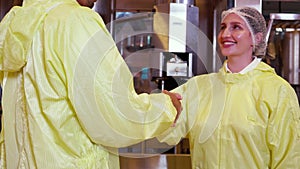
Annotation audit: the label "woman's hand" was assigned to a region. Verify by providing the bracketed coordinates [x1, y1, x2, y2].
[163, 90, 182, 126]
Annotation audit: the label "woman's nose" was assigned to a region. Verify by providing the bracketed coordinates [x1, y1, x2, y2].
[221, 28, 231, 38]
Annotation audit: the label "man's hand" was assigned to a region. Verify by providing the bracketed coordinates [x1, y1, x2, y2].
[162, 90, 182, 126]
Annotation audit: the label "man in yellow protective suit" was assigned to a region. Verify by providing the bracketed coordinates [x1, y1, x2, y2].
[0, 0, 181, 168]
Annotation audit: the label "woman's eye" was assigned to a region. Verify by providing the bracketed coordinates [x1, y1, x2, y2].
[233, 25, 241, 30]
[220, 25, 226, 30]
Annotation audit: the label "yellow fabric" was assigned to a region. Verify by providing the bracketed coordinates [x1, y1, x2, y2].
[159, 61, 300, 169]
[0, 0, 176, 168]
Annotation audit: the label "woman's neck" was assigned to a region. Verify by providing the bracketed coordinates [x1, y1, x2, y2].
[227, 55, 254, 73]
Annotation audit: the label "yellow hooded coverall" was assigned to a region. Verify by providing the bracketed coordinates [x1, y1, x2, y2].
[0, 0, 177, 168]
[159, 61, 300, 168]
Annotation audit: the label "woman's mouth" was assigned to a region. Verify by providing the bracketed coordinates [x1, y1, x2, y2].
[221, 41, 237, 47]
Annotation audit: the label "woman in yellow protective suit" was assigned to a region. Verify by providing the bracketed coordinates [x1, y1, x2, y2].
[160, 6, 300, 168]
[0, 0, 181, 168]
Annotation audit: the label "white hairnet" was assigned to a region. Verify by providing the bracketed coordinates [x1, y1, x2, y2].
[221, 6, 267, 57]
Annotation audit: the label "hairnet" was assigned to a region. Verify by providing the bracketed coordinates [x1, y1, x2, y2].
[221, 6, 267, 57]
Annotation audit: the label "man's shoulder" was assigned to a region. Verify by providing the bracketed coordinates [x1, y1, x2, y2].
[47, 3, 98, 21]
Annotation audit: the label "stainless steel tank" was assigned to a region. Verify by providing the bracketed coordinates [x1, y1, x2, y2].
[281, 24, 300, 85]
[266, 13, 300, 85]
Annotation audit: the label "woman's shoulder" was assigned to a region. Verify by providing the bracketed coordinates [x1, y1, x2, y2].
[253, 63, 297, 102]
[255, 62, 291, 88]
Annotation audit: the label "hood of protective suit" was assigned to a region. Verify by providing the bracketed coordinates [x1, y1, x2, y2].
[0, 0, 76, 72]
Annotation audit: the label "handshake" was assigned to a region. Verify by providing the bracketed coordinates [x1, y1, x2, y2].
[162, 90, 183, 126]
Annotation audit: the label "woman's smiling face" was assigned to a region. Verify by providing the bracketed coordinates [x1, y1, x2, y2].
[218, 13, 254, 58]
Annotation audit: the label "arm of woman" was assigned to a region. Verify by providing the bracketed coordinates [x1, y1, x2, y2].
[268, 85, 300, 168]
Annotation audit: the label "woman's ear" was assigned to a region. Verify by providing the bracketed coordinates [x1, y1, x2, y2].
[255, 32, 263, 44]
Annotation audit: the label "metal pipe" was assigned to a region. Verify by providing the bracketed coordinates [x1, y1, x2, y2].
[175, 0, 194, 5]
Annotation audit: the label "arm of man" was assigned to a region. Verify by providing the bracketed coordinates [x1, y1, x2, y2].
[60, 6, 181, 148]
